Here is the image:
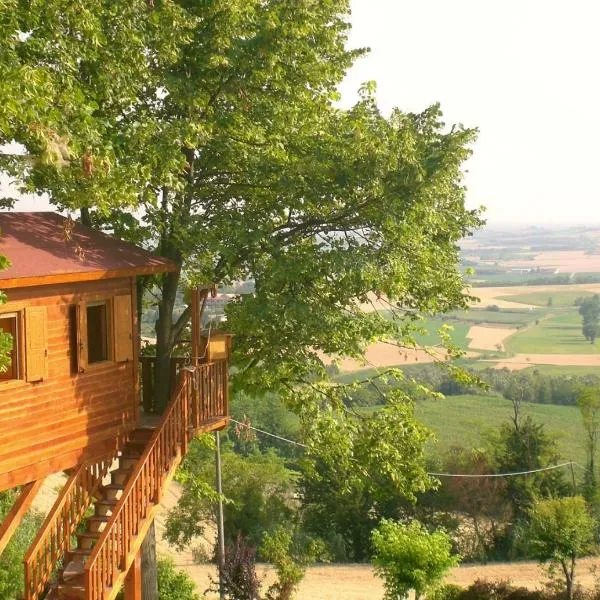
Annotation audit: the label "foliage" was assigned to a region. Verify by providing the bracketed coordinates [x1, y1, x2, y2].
[156, 558, 200, 600]
[577, 296, 600, 344]
[300, 392, 434, 561]
[524, 497, 596, 600]
[261, 526, 324, 600]
[343, 363, 600, 409]
[229, 392, 300, 459]
[209, 534, 261, 600]
[433, 447, 511, 562]
[577, 387, 600, 500]
[429, 580, 544, 600]
[0, 490, 44, 599]
[166, 440, 296, 552]
[371, 519, 459, 600]
[490, 416, 568, 523]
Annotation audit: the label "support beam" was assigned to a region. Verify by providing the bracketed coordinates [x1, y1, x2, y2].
[0, 479, 43, 556]
[191, 287, 199, 367]
[124, 549, 142, 600]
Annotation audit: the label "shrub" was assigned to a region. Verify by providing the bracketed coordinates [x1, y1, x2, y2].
[157, 558, 200, 600]
[429, 580, 545, 600]
[524, 497, 595, 600]
[210, 534, 261, 600]
[371, 519, 460, 600]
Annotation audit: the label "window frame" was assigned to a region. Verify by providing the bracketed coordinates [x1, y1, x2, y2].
[0, 304, 26, 389]
[76, 293, 134, 373]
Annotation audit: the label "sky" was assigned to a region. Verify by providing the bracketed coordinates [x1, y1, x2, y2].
[5, 1, 600, 225]
[340, 0, 600, 225]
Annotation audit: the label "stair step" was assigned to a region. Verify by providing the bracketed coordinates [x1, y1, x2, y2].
[62, 560, 84, 581]
[131, 427, 154, 440]
[77, 531, 100, 548]
[58, 576, 85, 600]
[95, 499, 117, 516]
[120, 450, 142, 461]
[103, 483, 124, 492]
[87, 515, 110, 531]
[66, 548, 91, 565]
[111, 467, 133, 486]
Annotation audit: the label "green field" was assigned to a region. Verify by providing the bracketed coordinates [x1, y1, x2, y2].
[498, 290, 596, 307]
[413, 394, 586, 467]
[413, 318, 470, 349]
[504, 311, 600, 354]
[518, 364, 600, 376]
[446, 308, 542, 326]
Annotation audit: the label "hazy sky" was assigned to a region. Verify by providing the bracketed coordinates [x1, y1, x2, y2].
[5, 1, 600, 225]
[340, 0, 600, 225]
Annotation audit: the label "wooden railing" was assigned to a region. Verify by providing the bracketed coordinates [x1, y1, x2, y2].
[85, 360, 228, 600]
[23, 456, 116, 600]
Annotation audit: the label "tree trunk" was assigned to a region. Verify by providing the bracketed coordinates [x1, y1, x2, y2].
[154, 270, 180, 412]
[141, 521, 159, 600]
[80, 207, 92, 227]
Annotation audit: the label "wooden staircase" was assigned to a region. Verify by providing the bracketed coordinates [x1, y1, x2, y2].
[55, 428, 153, 600]
[24, 360, 229, 600]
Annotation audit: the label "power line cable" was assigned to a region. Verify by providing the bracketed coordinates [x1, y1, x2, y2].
[428, 461, 578, 478]
[231, 419, 582, 479]
[231, 418, 308, 448]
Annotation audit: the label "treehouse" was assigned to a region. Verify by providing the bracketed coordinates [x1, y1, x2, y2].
[0, 212, 230, 600]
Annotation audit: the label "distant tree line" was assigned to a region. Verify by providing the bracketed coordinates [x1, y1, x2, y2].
[468, 273, 600, 288]
[343, 364, 600, 408]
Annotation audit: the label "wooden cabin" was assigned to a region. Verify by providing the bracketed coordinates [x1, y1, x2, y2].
[0, 212, 230, 600]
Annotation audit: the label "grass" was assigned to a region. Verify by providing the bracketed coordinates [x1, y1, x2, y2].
[497, 290, 596, 307]
[518, 364, 600, 376]
[413, 394, 586, 466]
[413, 318, 470, 349]
[446, 308, 544, 326]
[504, 311, 600, 354]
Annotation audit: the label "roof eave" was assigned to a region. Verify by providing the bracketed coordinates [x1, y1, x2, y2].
[0, 263, 178, 290]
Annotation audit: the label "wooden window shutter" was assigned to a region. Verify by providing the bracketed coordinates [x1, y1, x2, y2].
[25, 306, 48, 382]
[113, 294, 133, 362]
[77, 301, 88, 372]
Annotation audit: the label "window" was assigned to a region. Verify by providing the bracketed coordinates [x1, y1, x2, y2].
[0, 313, 19, 381]
[86, 302, 109, 364]
[76, 294, 133, 372]
[0, 306, 47, 383]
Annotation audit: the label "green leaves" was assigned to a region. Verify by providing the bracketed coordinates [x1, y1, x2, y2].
[371, 519, 459, 600]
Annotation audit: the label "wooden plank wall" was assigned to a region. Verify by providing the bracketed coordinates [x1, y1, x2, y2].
[0, 278, 137, 491]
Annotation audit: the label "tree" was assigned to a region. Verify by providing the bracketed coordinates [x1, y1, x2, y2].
[490, 416, 568, 523]
[165, 441, 296, 552]
[577, 386, 600, 500]
[371, 519, 459, 600]
[260, 527, 323, 600]
[300, 394, 435, 561]
[524, 496, 596, 600]
[437, 448, 510, 562]
[3, 2, 481, 410]
[578, 295, 600, 344]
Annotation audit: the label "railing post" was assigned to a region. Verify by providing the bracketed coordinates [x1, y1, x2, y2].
[182, 375, 189, 456]
[223, 360, 229, 418]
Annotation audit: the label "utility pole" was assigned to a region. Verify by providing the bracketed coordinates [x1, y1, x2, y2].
[215, 430, 225, 600]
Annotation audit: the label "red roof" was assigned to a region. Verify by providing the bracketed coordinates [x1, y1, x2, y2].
[0, 212, 177, 288]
